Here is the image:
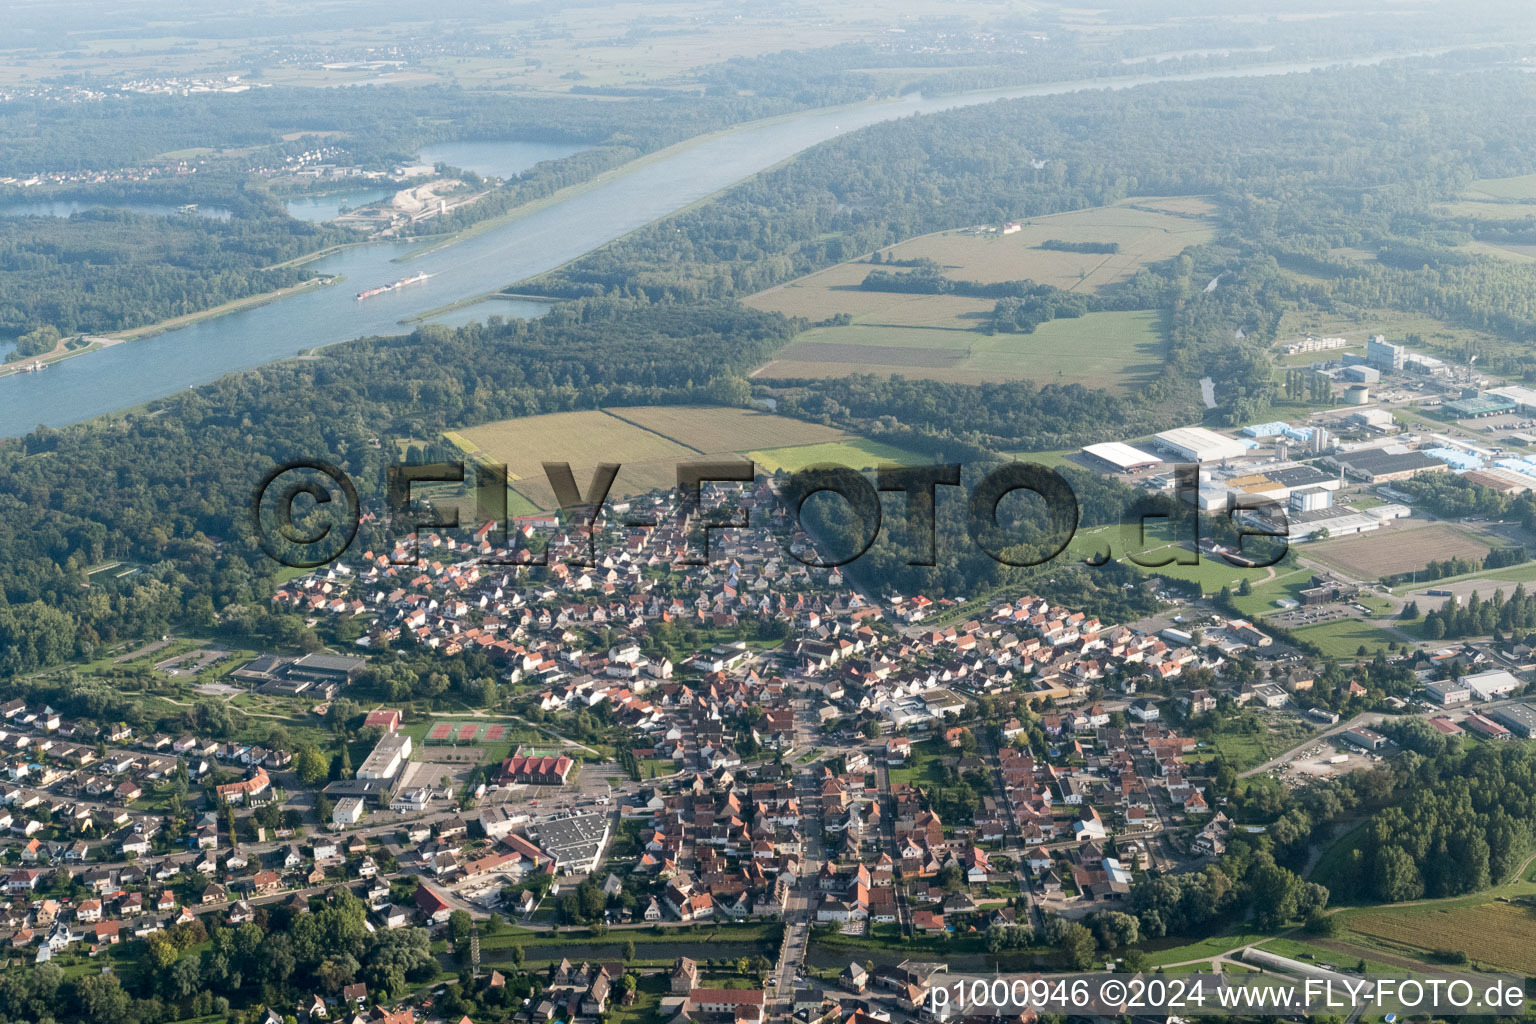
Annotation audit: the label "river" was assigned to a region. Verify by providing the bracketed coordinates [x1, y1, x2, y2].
[0, 51, 1465, 437]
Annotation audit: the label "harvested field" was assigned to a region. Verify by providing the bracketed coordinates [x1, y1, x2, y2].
[447, 405, 924, 509]
[1305, 522, 1491, 579]
[604, 405, 847, 452]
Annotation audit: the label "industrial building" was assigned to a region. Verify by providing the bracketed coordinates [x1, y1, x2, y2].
[1328, 448, 1448, 483]
[1342, 726, 1388, 750]
[1489, 704, 1536, 739]
[1151, 427, 1251, 463]
[1444, 393, 1517, 418]
[1460, 668, 1522, 701]
[1080, 441, 1162, 473]
[1339, 365, 1380, 384]
[1286, 506, 1382, 540]
[1347, 407, 1396, 430]
[1424, 680, 1472, 705]
[1290, 486, 1332, 512]
[1487, 384, 1536, 412]
[1366, 335, 1405, 371]
[1462, 468, 1534, 494]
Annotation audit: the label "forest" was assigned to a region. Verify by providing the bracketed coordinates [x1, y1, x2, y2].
[1323, 742, 1536, 903]
[0, 196, 352, 335]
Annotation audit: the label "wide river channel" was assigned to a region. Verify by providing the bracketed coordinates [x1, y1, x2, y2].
[0, 52, 1462, 437]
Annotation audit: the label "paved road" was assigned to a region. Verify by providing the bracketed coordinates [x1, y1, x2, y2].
[769, 761, 822, 1018]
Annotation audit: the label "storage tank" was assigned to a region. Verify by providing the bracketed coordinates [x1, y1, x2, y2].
[1344, 385, 1370, 405]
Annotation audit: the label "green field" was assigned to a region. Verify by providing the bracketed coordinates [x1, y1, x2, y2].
[749, 438, 926, 473]
[1143, 929, 1267, 967]
[1462, 173, 1536, 201]
[1287, 617, 1403, 658]
[1392, 559, 1536, 595]
[756, 309, 1167, 393]
[1200, 719, 1316, 772]
[749, 200, 1215, 322]
[1059, 522, 1282, 595]
[1255, 937, 1408, 976]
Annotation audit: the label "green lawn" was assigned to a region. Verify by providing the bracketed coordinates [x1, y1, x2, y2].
[1256, 937, 1409, 976]
[1188, 718, 1316, 773]
[1225, 568, 1314, 617]
[1143, 929, 1268, 967]
[885, 739, 948, 787]
[1288, 617, 1403, 658]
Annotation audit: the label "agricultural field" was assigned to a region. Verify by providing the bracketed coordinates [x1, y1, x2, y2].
[0, 0, 1001, 94]
[754, 309, 1167, 392]
[1459, 172, 1536, 201]
[446, 405, 922, 509]
[1304, 522, 1491, 580]
[748, 200, 1215, 320]
[1343, 898, 1536, 975]
[745, 199, 1207, 389]
[604, 405, 847, 452]
[1429, 175, 1536, 263]
[749, 439, 926, 473]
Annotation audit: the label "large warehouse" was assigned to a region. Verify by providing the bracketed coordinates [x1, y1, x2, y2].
[1328, 448, 1449, 483]
[1082, 441, 1163, 472]
[1153, 427, 1251, 463]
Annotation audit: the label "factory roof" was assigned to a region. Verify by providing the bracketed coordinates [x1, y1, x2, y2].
[1081, 441, 1162, 470]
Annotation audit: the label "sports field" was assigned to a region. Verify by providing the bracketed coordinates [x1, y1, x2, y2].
[754, 309, 1166, 392]
[1305, 523, 1491, 580]
[446, 405, 924, 509]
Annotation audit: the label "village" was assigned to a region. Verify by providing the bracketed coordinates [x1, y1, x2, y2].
[0, 464, 1528, 1024]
